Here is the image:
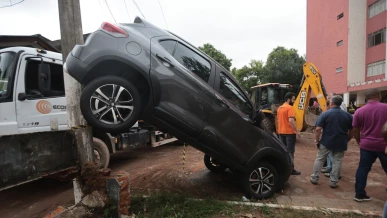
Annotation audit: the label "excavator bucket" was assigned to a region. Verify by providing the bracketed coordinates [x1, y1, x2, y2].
[305, 111, 319, 127]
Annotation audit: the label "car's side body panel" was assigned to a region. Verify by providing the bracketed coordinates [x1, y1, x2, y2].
[64, 17, 293, 194]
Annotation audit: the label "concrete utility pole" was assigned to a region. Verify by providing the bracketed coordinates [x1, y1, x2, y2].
[58, 0, 94, 203]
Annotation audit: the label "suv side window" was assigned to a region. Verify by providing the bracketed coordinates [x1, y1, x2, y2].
[219, 72, 253, 116]
[159, 40, 177, 55]
[173, 42, 211, 82]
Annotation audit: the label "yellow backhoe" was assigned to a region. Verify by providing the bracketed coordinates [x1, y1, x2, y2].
[250, 62, 328, 133]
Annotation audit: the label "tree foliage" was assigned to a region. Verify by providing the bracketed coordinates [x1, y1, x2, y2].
[199, 43, 232, 71]
[233, 60, 263, 92]
[260, 46, 305, 91]
[197, 43, 305, 93]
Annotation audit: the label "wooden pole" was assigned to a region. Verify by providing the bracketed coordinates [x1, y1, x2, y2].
[57, 0, 94, 203]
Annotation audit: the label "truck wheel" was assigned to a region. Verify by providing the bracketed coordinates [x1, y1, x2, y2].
[204, 154, 227, 173]
[261, 117, 275, 133]
[80, 76, 142, 134]
[93, 137, 110, 168]
[241, 161, 279, 200]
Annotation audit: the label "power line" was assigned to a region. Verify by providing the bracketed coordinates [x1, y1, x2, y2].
[104, 0, 116, 23]
[0, 0, 24, 8]
[157, 0, 168, 30]
[124, 0, 131, 22]
[132, 0, 146, 19]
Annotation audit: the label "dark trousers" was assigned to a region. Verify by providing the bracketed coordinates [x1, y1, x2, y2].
[355, 149, 387, 197]
[279, 134, 296, 162]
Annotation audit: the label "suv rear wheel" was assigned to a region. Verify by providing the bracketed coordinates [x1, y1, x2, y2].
[241, 161, 279, 200]
[80, 76, 142, 133]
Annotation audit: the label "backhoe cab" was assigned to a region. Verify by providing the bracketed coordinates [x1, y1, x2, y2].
[250, 83, 292, 132]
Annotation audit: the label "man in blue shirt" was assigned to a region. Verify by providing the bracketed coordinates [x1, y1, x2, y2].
[310, 95, 353, 188]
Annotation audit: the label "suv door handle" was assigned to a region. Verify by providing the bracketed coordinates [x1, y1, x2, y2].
[215, 94, 230, 108]
[156, 54, 174, 67]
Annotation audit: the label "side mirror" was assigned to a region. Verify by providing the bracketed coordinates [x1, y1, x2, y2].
[18, 93, 26, 101]
[38, 63, 51, 94]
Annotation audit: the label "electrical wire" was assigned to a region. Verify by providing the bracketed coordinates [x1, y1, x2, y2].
[124, 0, 132, 22]
[157, 0, 168, 29]
[104, 0, 117, 23]
[0, 0, 24, 8]
[132, 0, 146, 19]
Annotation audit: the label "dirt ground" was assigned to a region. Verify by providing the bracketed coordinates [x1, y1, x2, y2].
[0, 132, 386, 217]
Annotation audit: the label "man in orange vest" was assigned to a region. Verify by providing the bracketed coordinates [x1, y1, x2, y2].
[277, 92, 301, 175]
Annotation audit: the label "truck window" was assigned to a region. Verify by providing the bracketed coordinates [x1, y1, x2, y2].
[0, 52, 16, 99]
[25, 60, 65, 99]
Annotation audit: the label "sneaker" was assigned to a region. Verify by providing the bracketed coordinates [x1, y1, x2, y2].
[310, 178, 318, 185]
[321, 168, 331, 173]
[324, 173, 341, 180]
[291, 169, 301, 175]
[330, 183, 338, 189]
[354, 195, 371, 202]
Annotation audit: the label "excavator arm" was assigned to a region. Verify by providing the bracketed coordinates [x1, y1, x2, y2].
[293, 62, 328, 131]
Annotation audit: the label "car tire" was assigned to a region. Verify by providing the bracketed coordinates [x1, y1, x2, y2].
[204, 154, 227, 173]
[93, 137, 110, 169]
[261, 117, 275, 133]
[80, 76, 142, 134]
[242, 161, 279, 200]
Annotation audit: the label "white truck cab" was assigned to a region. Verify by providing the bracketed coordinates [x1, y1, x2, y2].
[0, 47, 67, 135]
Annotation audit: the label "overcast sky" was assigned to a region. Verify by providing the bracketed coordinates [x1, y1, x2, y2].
[0, 0, 306, 69]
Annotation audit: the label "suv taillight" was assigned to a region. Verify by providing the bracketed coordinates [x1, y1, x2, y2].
[101, 22, 128, 37]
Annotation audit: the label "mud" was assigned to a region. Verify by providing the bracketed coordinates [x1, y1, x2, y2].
[0, 133, 386, 217]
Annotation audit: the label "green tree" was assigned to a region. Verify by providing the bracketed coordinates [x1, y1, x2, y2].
[261, 46, 305, 91]
[199, 43, 232, 71]
[233, 59, 264, 92]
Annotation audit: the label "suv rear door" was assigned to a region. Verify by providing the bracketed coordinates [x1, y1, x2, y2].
[150, 36, 215, 138]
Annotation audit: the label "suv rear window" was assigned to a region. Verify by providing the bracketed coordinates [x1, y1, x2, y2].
[173, 43, 211, 82]
[219, 72, 253, 116]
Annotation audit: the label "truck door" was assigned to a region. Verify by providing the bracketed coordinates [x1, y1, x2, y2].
[15, 54, 68, 134]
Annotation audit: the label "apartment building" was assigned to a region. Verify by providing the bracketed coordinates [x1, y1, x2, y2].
[307, 0, 387, 107]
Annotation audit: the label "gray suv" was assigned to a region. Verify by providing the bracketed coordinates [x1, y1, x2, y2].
[65, 17, 292, 199]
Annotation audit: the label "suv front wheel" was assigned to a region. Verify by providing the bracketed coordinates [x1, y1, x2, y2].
[80, 76, 142, 134]
[241, 161, 279, 200]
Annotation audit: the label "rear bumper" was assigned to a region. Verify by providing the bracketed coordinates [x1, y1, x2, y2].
[65, 51, 89, 83]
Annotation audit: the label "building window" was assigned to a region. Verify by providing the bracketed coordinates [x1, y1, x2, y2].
[337, 40, 343, 46]
[368, 0, 387, 18]
[367, 60, 386, 77]
[336, 67, 343, 73]
[337, 13, 344, 20]
[368, 28, 386, 48]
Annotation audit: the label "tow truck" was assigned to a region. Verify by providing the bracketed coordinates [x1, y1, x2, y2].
[0, 47, 178, 191]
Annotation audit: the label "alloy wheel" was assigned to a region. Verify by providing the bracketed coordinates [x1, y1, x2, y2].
[90, 84, 134, 125]
[248, 167, 275, 195]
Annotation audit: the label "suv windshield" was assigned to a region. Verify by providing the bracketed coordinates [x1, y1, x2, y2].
[0, 52, 16, 97]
